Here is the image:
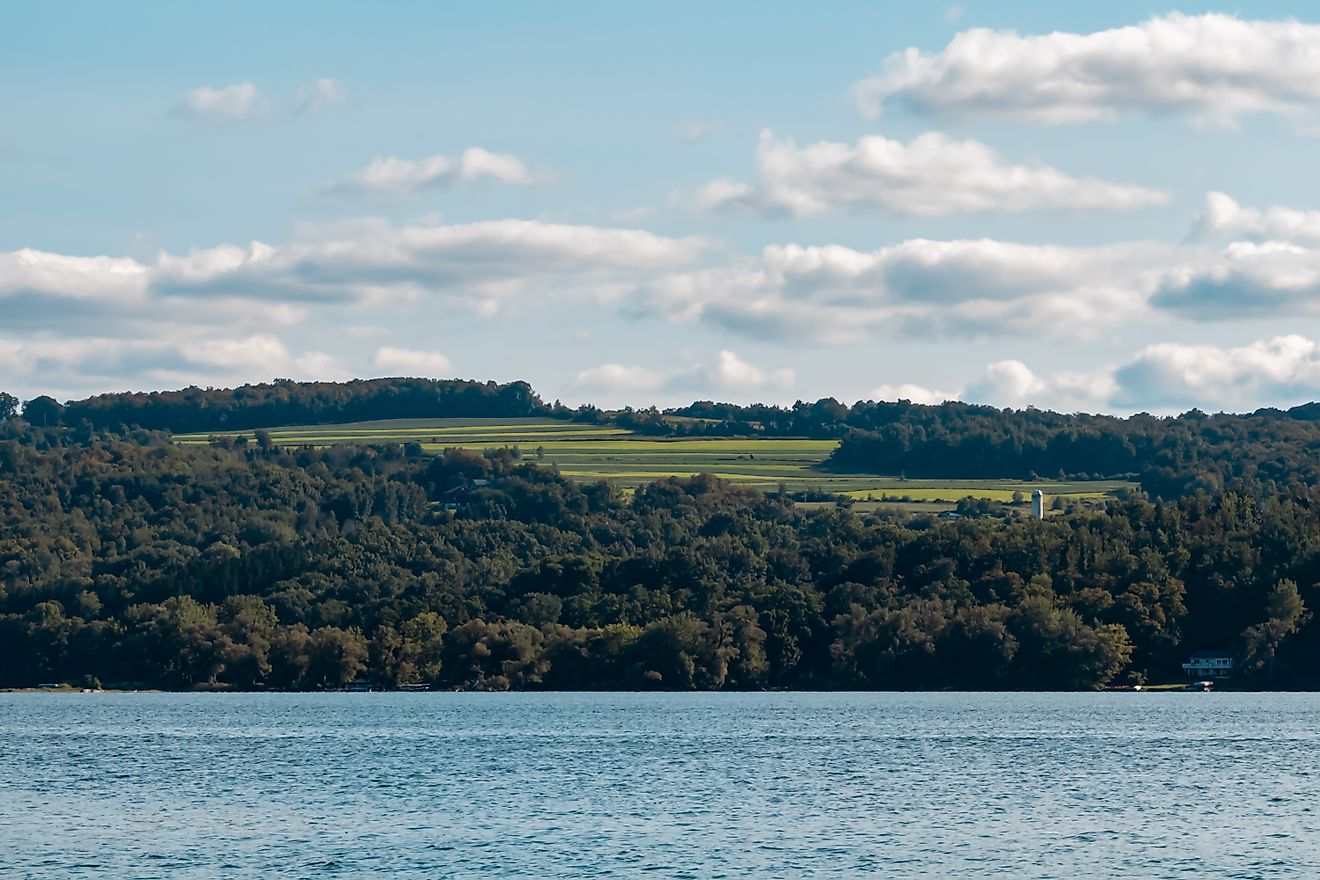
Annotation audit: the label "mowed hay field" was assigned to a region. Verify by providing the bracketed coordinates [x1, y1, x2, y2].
[175, 417, 1133, 502]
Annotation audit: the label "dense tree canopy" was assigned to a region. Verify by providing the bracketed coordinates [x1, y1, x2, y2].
[825, 404, 1320, 498]
[2, 413, 1318, 691]
[55, 377, 549, 433]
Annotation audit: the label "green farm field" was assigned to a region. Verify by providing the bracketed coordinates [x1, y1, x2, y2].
[176, 417, 1134, 502]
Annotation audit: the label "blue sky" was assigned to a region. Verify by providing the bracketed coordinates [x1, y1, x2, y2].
[8, 2, 1320, 412]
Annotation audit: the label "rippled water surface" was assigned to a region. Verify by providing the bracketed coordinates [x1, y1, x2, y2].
[2, 692, 1318, 878]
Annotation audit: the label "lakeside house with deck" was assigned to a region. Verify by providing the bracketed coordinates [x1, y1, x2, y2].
[1182, 651, 1234, 679]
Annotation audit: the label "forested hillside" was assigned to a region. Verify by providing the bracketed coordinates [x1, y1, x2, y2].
[826, 407, 1320, 498]
[2, 414, 1317, 691]
[49, 378, 550, 433]
[25, 381, 1320, 503]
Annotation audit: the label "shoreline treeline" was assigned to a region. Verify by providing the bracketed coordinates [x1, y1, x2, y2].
[1, 413, 1315, 692]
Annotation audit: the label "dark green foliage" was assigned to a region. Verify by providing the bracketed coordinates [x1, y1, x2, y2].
[826, 404, 1320, 498]
[21, 395, 63, 428]
[2, 415, 1319, 691]
[57, 377, 546, 433]
[29, 378, 1320, 504]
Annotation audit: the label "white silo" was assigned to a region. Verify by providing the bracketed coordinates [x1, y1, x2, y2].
[1031, 489, 1045, 520]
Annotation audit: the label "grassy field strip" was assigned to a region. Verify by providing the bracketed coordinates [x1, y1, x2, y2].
[556, 471, 805, 482]
[237, 432, 632, 444]
[525, 440, 838, 451]
[173, 417, 1136, 501]
[260, 429, 632, 438]
[193, 417, 581, 431]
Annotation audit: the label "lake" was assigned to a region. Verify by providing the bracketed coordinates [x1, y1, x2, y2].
[1, 692, 1316, 878]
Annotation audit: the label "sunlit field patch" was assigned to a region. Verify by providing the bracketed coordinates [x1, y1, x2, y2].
[175, 418, 1135, 501]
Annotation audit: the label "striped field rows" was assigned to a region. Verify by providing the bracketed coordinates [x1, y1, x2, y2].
[176, 418, 1132, 501]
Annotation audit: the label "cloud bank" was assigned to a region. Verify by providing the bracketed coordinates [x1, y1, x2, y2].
[324, 149, 534, 198]
[576, 351, 794, 395]
[873, 335, 1320, 414]
[371, 346, 453, 376]
[855, 13, 1320, 125]
[9, 193, 1320, 410]
[694, 131, 1167, 217]
[172, 83, 265, 122]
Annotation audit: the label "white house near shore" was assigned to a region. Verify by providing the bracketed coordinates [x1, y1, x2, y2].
[1182, 652, 1234, 679]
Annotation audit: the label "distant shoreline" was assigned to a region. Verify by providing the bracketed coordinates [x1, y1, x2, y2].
[0, 685, 1290, 695]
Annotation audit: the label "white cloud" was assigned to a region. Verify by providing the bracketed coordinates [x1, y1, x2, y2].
[0, 333, 347, 400]
[25, 192, 1320, 407]
[690, 178, 760, 214]
[1152, 240, 1320, 319]
[868, 382, 958, 405]
[576, 351, 794, 396]
[962, 360, 1047, 406]
[1112, 335, 1320, 410]
[955, 360, 1115, 410]
[187, 334, 291, 369]
[173, 79, 344, 122]
[0, 220, 710, 397]
[688, 350, 795, 392]
[854, 13, 1320, 125]
[323, 148, 534, 198]
[691, 130, 1166, 217]
[172, 83, 265, 122]
[371, 345, 454, 376]
[1192, 191, 1320, 245]
[149, 218, 709, 317]
[634, 238, 1168, 342]
[293, 78, 343, 115]
[877, 336, 1320, 412]
[574, 363, 666, 392]
[0, 248, 149, 302]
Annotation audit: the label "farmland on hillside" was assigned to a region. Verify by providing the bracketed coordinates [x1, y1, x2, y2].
[175, 417, 1133, 502]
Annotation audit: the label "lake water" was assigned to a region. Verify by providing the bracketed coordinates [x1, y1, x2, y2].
[1, 692, 1317, 878]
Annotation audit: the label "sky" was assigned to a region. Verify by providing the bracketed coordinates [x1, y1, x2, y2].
[9, 2, 1320, 413]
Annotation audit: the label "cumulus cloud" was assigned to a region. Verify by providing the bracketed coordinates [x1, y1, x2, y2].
[634, 238, 1169, 342]
[1191, 192, 1320, 245]
[854, 13, 1320, 125]
[23, 192, 1320, 403]
[878, 336, 1320, 412]
[0, 333, 346, 400]
[577, 351, 794, 396]
[371, 345, 454, 376]
[868, 382, 958, 405]
[1112, 335, 1320, 409]
[0, 219, 710, 382]
[956, 360, 1116, 410]
[292, 78, 343, 115]
[323, 149, 534, 198]
[574, 363, 666, 392]
[1152, 240, 1320, 320]
[962, 360, 1047, 406]
[171, 83, 265, 122]
[147, 218, 708, 316]
[866, 361, 1103, 411]
[692, 130, 1167, 217]
[173, 79, 345, 122]
[681, 350, 795, 392]
[0, 248, 149, 302]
